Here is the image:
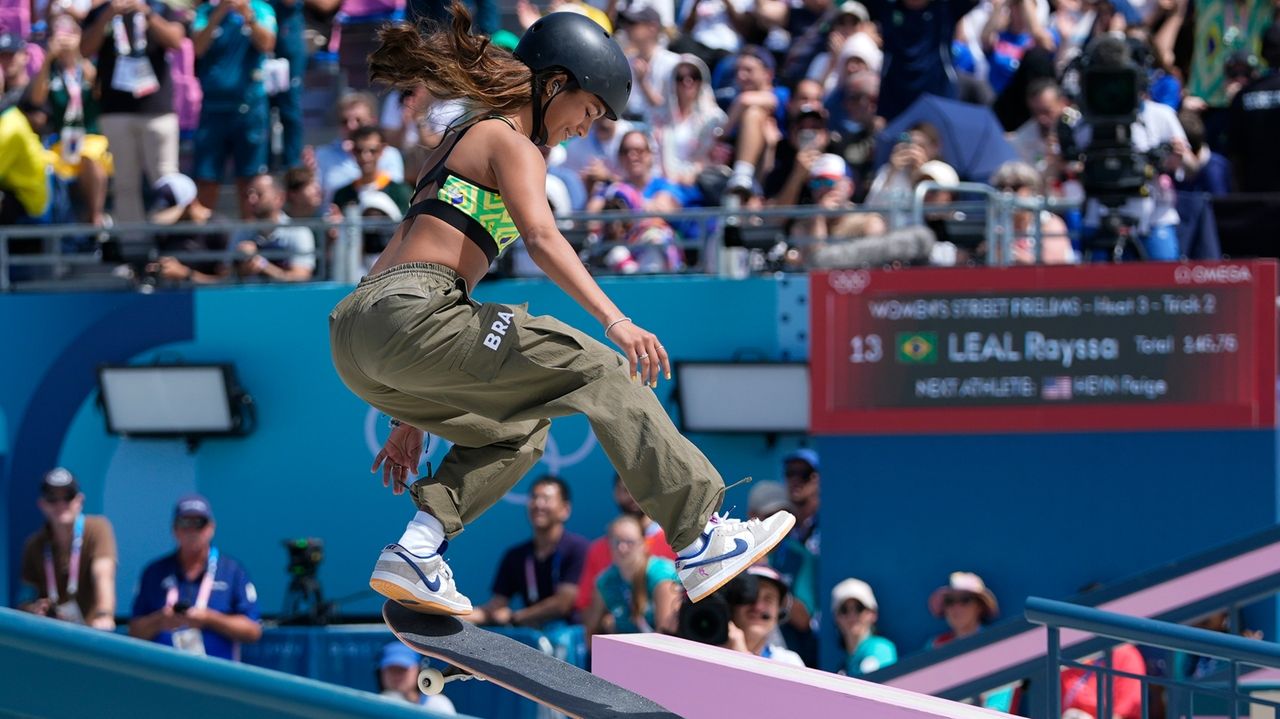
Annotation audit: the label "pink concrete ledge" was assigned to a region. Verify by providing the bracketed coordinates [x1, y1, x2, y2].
[592, 633, 1011, 719]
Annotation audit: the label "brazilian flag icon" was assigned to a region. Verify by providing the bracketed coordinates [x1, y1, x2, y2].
[897, 332, 938, 364]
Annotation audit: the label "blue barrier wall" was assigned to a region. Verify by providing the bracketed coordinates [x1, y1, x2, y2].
[816, 428, 1280, 669]
[6, 273, 1275, 679]
[2, 276, 810, 617]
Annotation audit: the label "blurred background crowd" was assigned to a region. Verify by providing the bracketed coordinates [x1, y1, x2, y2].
[2, 0, 1275, 285]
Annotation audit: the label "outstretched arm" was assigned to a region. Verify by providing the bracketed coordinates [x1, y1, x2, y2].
[493, 133, 669, 386]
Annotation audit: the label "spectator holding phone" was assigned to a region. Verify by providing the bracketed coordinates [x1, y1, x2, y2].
[129, 495, 262, 661]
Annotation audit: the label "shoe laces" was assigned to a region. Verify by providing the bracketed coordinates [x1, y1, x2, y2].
[710, 509, 755, 531]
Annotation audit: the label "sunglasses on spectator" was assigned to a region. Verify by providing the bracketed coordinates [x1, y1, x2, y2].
[41, 491, 77, 504]
[676, 72, 702, 84]
[809, 177, 839, 191]
[995, 183, 1029, 192]
[785, 468, 815, 481]
[175, 516, 210, 530]
[838, 600, 867, 616]
[354, 145, 382, 156]
[610, 537, 638, 548]
[620, 145, 651, 156]
[943, 594, 977, 607]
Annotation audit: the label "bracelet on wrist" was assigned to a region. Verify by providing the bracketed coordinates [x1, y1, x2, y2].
[605, 316, 632, 339]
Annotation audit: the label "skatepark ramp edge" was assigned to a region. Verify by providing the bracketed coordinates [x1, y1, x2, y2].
[0, 607, 470, 719]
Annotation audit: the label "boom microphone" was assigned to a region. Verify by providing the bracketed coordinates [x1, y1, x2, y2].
[809, 225, 937, 269]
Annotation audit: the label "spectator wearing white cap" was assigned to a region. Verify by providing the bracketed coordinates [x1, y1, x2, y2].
[18, 468, 118, 630]
[831, 578, 897, 677]
[790, 152, 887, 247]
[356, 188, 404, 275]
[807, 26, 882, 94]
[144, 173, 230, 285]
[751, 480, 819, 667]
[725, 565, 806, 667]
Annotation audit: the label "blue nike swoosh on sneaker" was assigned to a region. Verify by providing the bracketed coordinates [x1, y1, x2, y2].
[679, 538, 750, 570]
[395, 550, 443, 592]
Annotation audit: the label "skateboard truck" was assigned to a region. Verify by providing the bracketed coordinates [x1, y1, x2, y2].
[417, 665, 487, 696]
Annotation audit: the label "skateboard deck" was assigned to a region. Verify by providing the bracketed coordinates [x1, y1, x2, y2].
[383, 600, 681, 719]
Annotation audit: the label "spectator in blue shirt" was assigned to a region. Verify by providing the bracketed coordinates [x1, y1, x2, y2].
[128, 494, 262, 662]
[190, 0, 277, 217]
[831, 578, 897, 676]
[868, 0, 979, 121]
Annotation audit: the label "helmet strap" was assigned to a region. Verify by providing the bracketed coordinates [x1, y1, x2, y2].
[528, 74, 569, 146]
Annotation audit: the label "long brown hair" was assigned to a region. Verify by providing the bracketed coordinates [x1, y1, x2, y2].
[368, 0, 533, 114]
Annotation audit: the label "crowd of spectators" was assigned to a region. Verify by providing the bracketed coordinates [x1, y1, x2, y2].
[15, 454, 1271, 716]
[2, 0, 1276, 282]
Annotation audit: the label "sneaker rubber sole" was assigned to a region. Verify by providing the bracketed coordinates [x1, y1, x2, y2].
[370, 570, 472, 615]
[683, 512, 797, 603]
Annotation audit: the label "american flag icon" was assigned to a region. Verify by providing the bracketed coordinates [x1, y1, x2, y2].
[1042, 376, 1073, 401]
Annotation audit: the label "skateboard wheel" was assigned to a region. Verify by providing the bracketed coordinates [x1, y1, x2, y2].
[418, 667, 445, 695]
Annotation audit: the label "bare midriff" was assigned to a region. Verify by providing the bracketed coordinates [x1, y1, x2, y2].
[368, 209, 496, 289]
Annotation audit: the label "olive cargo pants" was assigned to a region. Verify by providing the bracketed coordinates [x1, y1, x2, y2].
[329, 263, 725, 551]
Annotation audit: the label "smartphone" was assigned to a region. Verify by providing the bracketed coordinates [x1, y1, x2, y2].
[174, 600, 191, 613]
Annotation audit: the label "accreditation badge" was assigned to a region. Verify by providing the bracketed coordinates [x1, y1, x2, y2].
[112, 55, 160, 97]
[54, 600, 86, 624]
[171, 627, 207, 656]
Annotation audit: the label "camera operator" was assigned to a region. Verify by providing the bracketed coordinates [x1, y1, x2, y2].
[676, 564, 805, 666]
[1062, 34, 1198, 261]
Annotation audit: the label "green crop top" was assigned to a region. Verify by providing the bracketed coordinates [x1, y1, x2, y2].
[401, 116, 520, 263]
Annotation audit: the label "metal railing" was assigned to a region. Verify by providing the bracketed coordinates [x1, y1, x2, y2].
[1026, 596, 1280, 719]
[0, 190, 1085, 291]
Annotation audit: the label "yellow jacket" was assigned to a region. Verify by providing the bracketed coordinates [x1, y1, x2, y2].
[0, 106, 51, 218]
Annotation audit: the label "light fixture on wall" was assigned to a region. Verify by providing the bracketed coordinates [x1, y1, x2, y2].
[97, 364, 255, 451]
[673, 362, 809, 434]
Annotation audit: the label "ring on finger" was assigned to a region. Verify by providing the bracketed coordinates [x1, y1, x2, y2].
[638, 353, 649, 360]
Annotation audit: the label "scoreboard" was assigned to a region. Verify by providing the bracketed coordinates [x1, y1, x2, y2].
[810, 262, 1277, 434]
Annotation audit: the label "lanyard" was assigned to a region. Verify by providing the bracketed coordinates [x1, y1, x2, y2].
[524, 548, 561, 605]
[166, 547, 220, 610]
[111, 12, 148, 57]
[44, 514, 85, 603]
[62, 64, 83, 123]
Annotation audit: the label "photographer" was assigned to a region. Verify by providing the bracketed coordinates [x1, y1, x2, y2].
[130, 495, 262, 661]
[1066, 34, 1198, 261]
[678, 564, 805, 667]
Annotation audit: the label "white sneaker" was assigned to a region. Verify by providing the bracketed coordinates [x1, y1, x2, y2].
[676, 511, 796, 602]
[369, 543, 473, 615]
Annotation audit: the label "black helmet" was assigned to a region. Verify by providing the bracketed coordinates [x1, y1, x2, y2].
[513, 12, 632, 121]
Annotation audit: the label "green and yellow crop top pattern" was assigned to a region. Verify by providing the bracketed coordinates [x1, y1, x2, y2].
[402, 116, 520, 263]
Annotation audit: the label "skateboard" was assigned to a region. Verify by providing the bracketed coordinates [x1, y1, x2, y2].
[382, 600, 680, 719]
